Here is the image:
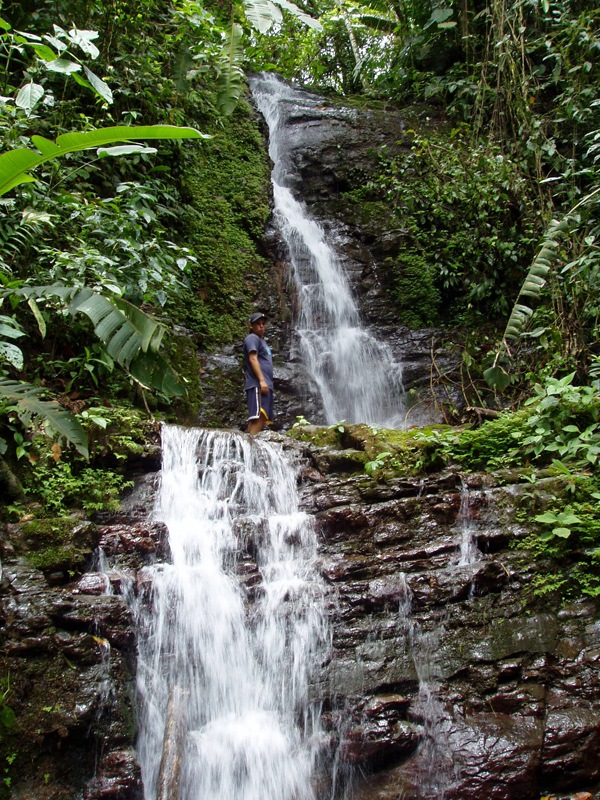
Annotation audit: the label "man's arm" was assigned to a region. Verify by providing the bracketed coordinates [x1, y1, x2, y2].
[248, 352, 269, 395]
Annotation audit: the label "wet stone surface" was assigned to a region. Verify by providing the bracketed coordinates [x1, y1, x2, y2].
[289, 433, 600, 800]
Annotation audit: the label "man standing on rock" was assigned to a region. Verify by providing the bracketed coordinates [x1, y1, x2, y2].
[244, 312, 274, 434]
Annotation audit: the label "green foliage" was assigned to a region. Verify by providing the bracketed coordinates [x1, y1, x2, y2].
[357, 128, 542, 323]
[412, 368, 600, 474]
[364, 450, 393, 475]
[216, 22, 246, 116]
[28, 460, 131, 514]
[517, 473, 600, 599]
[521, 372, 600, 465]
[533, 508, 582, 540]
[292, 415, 310, 428]
[0, 677, 15, 740]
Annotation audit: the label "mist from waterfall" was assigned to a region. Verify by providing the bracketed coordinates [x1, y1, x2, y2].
[133, 426, 329, 800]
[250, 73, 406, 427]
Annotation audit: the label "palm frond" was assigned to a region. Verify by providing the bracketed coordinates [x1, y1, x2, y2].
[502, 216, 569, 342]
[0, 377, 88, 458]
[14, 285, 185, 396]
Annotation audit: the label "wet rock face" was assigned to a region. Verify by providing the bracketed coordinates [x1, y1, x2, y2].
[291, 437, 600, 800]
[0, 483, 161, 800]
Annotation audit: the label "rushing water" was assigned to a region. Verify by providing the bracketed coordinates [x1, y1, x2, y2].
[250, 73, 406, 427]
[134, 426, 329, 800]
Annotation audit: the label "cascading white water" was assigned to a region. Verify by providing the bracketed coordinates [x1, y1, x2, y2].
[133, 426, 328, 800]
[250, 73, 406, 427]
[457, 478, 480, 566]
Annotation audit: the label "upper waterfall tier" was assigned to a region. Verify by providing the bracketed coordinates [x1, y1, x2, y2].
[250, 73, 407, 427]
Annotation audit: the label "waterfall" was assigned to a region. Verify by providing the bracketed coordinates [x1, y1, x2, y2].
[250, 73, 406, 427]
[133, 426, 329, 800]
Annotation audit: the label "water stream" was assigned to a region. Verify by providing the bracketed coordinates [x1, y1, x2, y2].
[133, 426, 329, 800]
[457, 478, 479, 567]
[250, 73, 406, 427]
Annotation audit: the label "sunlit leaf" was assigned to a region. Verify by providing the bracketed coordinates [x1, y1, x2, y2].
[83, 65, 113, 104]
[15, 82, 44, 113]
[97, 144, 157, 157]
[45, 58, 81, 74]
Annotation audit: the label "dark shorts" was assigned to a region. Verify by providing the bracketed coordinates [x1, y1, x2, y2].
[247, 386, 274, 423]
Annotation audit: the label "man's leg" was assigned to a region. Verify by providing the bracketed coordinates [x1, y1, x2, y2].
[247, 388, 272, 434]
[247, 387, 266, 434]
[248, 415, 266, 434]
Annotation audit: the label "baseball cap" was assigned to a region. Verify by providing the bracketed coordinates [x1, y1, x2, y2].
[249, 312, 266, 323]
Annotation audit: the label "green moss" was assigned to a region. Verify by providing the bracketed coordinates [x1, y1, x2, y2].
[164, 334, 204, 423]
[383, 250, 441, 327]
[27, 544, 89, 571]
[176, 98, 272, 347]
[18, 517, 97, 572]
[287, 425, 340, 448]
[452, 409, 532, 469]
[21, 517, 84, 547]
[288, 422, 454, 476]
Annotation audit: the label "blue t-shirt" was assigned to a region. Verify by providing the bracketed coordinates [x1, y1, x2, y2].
[243, 333, 273, 390]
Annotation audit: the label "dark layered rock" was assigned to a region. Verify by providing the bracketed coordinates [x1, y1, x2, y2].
[0, 503, 148, 799]
[288, 433, 600, 800]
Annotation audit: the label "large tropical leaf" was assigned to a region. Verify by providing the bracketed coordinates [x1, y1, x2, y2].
[243, 0, 282, 32]
[0, 124, 211, 196]
[273, 0, 322, 29]
[216, 22, 246, 116]
[0, 378, 88, 458]
[14, 285, 186, 396]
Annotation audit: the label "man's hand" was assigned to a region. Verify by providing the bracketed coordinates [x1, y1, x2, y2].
[259, 379, 269, 396]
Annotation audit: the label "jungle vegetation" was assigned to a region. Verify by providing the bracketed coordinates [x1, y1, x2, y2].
[0, 0, 598, 527]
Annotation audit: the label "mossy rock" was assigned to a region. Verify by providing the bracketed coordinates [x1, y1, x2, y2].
[175, 98, 272, 347]
[313, 447, 368, 475]
[11, 517, 99, 572]
[288, 422, 454, 477]
[287, 425, 340, 448]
